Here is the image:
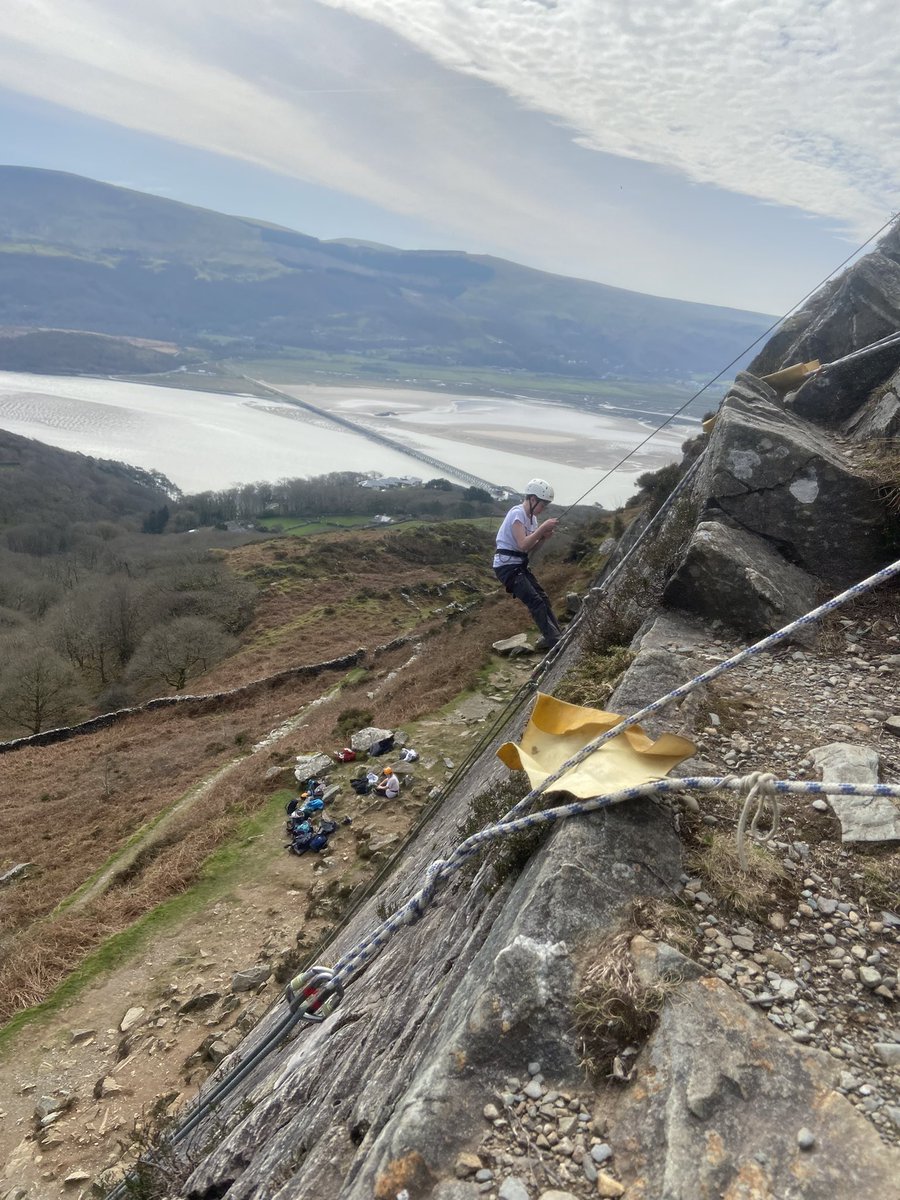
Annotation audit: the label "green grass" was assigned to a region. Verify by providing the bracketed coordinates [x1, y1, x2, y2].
[0, 791, 290, 1052]
[256, 515, 373, 536]
[51, 765, 239, 915]
[224, 353, 696, 409]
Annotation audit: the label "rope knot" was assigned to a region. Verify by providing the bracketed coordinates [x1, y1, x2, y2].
[734, 771, 780, 870]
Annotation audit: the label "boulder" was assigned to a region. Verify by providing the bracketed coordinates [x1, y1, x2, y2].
[606, 975, 899, 1199]
[844, 367, 900, 440]
[491, 633, 532, 656]
[663, 521, 820, 641]
[809, 742, 900, 842]
[294, 753, 335, 781]
[696, 374, 884, 586]
[231, 966, 272, 993]
[350, 727, 394, 754]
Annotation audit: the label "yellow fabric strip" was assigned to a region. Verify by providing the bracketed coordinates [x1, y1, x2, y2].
[497, 692, 696, 798]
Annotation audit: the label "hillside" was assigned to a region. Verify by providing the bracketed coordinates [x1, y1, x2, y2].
[0, 167, 773, 381]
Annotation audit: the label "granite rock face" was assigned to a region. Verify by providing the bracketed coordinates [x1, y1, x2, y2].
[662, 520, 820, 639]
[607, 971, 899, 1200]
[750, 224, 900, 381]
[694, 374, 883, 586]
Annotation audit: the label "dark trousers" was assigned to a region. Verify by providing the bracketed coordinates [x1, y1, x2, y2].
[494, 563, 562, 646]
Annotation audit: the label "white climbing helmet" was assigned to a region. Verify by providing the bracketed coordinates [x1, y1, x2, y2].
[524, 478, 554, 503]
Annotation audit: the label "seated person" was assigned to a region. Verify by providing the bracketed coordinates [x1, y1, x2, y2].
[374, 766, 400, 800]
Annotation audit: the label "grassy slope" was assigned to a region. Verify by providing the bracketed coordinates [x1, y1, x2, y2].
[0, 518, 591, 1026]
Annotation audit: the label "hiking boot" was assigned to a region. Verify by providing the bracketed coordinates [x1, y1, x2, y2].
[533, 635, 559, 652]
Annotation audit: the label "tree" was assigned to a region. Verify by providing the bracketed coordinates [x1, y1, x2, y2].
[0, 638, 85, 734]
[142, 505, 170, 534]
[127, 617, 236, 691]
[425, 478, 453, 491]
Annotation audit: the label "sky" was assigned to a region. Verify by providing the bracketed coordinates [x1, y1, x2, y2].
[1, 0, 899, 314]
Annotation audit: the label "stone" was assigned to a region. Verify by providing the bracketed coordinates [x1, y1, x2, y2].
[178, 990, 222, 1014]
[348, 727, 394, 754]
[492, 634, 532, 656]
[663, 519, 821, 641]
[231, 966, 272, 993]
[595, 1172, 625, 1197]
[69, 1028, 96, 1044]
[808, 743, 900, 842]
[590, 1143, 613, 1164]
[63, 1170, 91, 1186]
[873, 1043, 900, 1067]
[498, 1178, 529, 1200]
[94, 1077, 126, 1099]
[294, 752, 335, 782]
[432, 1186, 480, 1200]
[859, 966, 882, 989]
[797, 1128, 816, 1151]
[119, 1006, 145, 1032]
[33, 1092, 74, 1122]
[538, 1192, 580, 1200]
[0, 863, 34, 887]
[455, 1154, 482, 1179]
[606, 976, 899, 1197]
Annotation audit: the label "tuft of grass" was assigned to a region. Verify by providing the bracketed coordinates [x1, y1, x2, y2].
[685, 830, 788, 918]
[858, 854, 900, 913]
[630, 897, 698, 957]
[555, 644, 633, 709]
[456, 771, 548, 891]
[574, 929, 679, 1078]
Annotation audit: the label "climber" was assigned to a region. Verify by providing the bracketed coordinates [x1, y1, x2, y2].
[493, 478, 563, 649]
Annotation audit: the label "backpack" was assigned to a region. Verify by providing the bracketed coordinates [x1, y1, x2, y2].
[334, 748, 356, 762]
[368, 736, 395, 757]
[351, 777, 372, 795]
[309, 833, 329, 852]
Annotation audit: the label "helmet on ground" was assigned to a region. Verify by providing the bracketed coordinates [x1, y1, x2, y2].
[524, 478, 554, 502]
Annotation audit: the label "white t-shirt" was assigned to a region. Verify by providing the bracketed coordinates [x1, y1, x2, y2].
[380, 773, 400, 799]
[493, 504, 536, 568]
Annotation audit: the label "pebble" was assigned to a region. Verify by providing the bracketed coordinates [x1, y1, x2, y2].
[590, 1143, 613, 1164]
[596, 1172, 625, 1198]
[524, 1080, 544, 1100]
[797, 1128, 816, 1151]
[499, 1178, 529, 1200]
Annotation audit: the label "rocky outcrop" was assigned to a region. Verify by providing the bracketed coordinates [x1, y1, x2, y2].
[662, 520, 820, 639]
[607, 951, 899, 1199]
[750, 225, 900, 378]
[695, 374, 883, 587]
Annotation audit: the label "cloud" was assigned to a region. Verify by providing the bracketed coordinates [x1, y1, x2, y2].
[1, 0, 895, 310]
[320, 0, 900, 237]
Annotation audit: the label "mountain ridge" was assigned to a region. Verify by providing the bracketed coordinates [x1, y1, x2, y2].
[0, 166, 773, 380]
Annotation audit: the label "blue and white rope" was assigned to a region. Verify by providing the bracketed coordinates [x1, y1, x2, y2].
[314, 771, 900, 991]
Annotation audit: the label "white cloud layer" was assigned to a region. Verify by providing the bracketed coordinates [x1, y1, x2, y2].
[321, 0, 900, 236]
[1, 0, 898, 309]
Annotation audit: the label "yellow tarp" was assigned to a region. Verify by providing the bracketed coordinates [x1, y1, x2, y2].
[497, 693, 696, 798]
[761, 359, 820, 390]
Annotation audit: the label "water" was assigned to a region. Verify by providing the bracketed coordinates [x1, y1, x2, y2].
[0, 371, 696, 507]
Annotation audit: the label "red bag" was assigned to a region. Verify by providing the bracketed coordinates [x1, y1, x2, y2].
[334, 748, 356, 762]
